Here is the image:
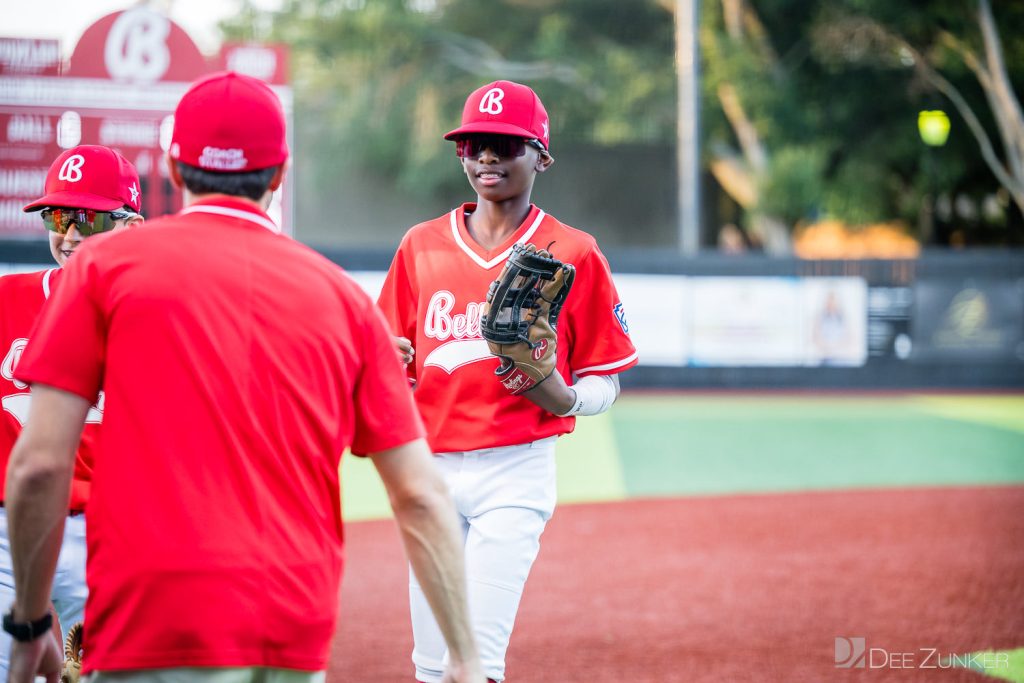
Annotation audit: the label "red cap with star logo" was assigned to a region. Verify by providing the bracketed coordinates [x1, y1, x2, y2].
[23, 145, 142, 213]
[444, 80, 551, 150]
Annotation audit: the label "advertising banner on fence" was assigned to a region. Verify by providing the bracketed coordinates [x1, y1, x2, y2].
[911, 278, 1024, 362]
[684, 276, 867, 367]
[688, 277, 805, 366]
[615, 274, 690, 366]
[803, 278, 868, 366]
[267, 273, 869, 369]
[0, 261, 876, 370]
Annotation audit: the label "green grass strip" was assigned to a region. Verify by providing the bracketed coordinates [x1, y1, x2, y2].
[553, 411, 627, 504]
[340, 393, 1024, 520]
[612, 394, 1024, 497]
[340, 452, 392, 522]
[957, 648, 1024, 682]
[913, 395, 1024, 435]
[340, 413, 624, 522]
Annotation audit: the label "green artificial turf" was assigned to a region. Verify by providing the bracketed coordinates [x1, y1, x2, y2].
[612, 394, 1024, 497]
[962, 648, 1024, 682]
[340, 393, 1024, 521]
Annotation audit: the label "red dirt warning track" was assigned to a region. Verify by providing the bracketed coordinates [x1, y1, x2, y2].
[328, 486, 1024, 682]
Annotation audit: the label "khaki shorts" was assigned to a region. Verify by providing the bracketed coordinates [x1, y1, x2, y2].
[86, 668, 326, 683]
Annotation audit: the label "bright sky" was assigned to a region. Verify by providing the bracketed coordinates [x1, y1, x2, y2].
[4, 0, 282, 56]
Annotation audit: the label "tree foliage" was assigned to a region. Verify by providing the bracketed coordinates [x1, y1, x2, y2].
[702, 0, 1024, 248]
[222, 0, 676, 202]
[224, 0, 1024, 248]
[812, 0, 1024, 223]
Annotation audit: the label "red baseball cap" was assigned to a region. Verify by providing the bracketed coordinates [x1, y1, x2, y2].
[23, 145, 142, 213]
[444, 80, 551, 150]
[169, 71, 288, 172]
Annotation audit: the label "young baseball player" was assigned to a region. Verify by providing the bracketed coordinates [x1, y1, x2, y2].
[378, 80, 638, 683]
[0, 144, 144, 680]
[5, 72, 483, 683]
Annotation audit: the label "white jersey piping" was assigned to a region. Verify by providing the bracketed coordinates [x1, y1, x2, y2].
[575, 352, 639, 375]
[449, 208, 546, 270]
[180, 205, 281, 234]
[42, 268, 57, 299]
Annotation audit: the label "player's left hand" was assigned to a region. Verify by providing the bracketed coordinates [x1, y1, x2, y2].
[480, 243, 574, 395]
[7, 629, 62, 683]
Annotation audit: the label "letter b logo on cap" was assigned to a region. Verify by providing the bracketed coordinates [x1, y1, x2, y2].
[479, 87, 505, 115]
[58, 155, 85, 183]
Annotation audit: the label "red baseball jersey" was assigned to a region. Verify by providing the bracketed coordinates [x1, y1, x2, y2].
[16, 196, 424, 673]
[378, 203, 637, 453]
[0, 268, 97, 512]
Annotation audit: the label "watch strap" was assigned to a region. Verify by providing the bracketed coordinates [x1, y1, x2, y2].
[2, 608, 53, 642]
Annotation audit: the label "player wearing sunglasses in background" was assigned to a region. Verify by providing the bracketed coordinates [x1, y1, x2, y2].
[0, 145, 143, 677]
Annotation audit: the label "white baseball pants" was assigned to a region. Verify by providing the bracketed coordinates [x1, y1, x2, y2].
[0, 505, 87, 680]
[410, 436, 557, 683]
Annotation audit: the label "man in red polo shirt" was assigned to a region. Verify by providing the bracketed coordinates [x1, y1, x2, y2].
[4, 71, 483, 683]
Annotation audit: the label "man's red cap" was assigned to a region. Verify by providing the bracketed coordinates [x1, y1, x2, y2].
[23, 145, 142, 213]
[444, 80, 551, 151]
[169, 71, 288, 172]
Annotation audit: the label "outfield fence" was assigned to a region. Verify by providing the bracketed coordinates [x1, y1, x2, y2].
[3, 241, 1022, 389]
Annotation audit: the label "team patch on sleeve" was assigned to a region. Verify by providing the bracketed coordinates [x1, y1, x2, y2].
[613, 302, 629, 334]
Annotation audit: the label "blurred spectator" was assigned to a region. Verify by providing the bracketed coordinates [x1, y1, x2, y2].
[812, 290, 853, 363]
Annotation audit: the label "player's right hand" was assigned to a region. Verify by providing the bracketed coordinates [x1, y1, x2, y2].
[394, 336, 414, 366]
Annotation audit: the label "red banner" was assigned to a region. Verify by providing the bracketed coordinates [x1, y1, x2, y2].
[0, 9, 292, 238]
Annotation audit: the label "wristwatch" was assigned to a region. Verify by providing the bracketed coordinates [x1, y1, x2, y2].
[2, 607, 53, 642]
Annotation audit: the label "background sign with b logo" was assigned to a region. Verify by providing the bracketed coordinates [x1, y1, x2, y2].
[104, 8, 172, 84]
[0, 9, 292, 236]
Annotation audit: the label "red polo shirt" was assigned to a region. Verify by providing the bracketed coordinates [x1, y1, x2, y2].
[16, 195, 424, 673]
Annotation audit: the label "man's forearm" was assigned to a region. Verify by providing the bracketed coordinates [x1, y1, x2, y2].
[393, 487, 478, 664]
[371, 440, 480, 670]
[6, 442, 74, 620]
[5, 385, 89, 620]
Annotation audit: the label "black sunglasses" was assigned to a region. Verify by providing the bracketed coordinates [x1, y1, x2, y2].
[455, 135, 546, 159]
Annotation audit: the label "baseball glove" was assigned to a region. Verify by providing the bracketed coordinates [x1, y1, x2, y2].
[481, 243, 575, 395]
[60, 621, 83, 683]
